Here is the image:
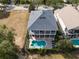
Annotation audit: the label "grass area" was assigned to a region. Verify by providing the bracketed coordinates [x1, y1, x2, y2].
[0, 10, 29, 49]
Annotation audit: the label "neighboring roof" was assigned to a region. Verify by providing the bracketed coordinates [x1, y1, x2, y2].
[28, 10, 58, 30]
[55, 5, 79, 30]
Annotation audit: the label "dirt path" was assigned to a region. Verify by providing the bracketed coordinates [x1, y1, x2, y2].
[0, 10, 29, 48]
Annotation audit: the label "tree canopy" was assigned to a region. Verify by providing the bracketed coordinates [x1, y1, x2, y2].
[56, 39, 74, 52]
[46, 0, 64, 9]
[0, 25, 18, 59]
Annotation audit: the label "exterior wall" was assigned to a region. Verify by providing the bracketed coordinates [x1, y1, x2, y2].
[55, 13, 67, 35]
[67, 29, 79, 38]
[29, 30, 56, 40]
[28, 10, 58, 49]
[29, 30, 57, 49]
[55, 13, 79, 38]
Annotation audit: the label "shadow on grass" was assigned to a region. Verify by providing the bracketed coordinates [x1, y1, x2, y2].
[27, 49, 79, 59]
[62, 52, 77, 59]
[70, 49, 79, 59]
[28, 49, 63, 55]
[62, 49, 79, 59]
[0, 11, 10, 19]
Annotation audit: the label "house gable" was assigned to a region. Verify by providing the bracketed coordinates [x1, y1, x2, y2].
[28, 10, 58, 31]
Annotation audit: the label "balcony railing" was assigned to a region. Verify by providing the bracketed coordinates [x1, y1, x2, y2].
[32, 30, 56, 35]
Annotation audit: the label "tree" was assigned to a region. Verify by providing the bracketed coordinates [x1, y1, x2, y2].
[29, 0, 64, 11]
[43, 0, 47, 5]
[25, 30, 30, 56]
[15, 0, 29, 4]
[29, 3, 35, 12]
[1, 0, 13, 4]
[66, 0, 79, 10]
[56, 39, 74, 52]
[55, 31, 62, 43]
[15, 0, 20, 4]
[1, 0, 8, 4]
[20, 0, 26, 4]
[25, 0, 30, 4]
[0, 25, 18, 59]
[46, 0, 64, 10]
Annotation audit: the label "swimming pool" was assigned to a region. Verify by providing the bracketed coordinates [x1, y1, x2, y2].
[31, 40, 46, 48]
[71, 38, 79, 45]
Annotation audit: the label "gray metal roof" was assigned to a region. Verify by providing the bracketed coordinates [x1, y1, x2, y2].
[28, 10, 58, 31]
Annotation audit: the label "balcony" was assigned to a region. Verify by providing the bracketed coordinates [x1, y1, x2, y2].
[51, 31, 55, 34]
[32, 30, 39, 35]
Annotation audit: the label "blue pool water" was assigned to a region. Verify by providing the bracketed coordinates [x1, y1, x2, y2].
[31, 40, 46, 48]
[71, 38, 79, 45]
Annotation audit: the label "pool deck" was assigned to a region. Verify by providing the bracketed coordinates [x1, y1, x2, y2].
[29, 39, 54, 49]
[73, 45, 79, 48]
[71, 38, 79, 48]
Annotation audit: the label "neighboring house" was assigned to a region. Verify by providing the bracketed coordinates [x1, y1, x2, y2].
[63, 0, 67, 2]
[0, 4, 6, 10]
[55, 5, 79, 38]
[27, 8, 58, 49]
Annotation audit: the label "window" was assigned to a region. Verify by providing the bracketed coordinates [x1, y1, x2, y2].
[35, 35, 39, 38]
[75, 30, 79, 33]
[32, 35, 34, 37]
[39, 17, 46, 19]
[68, 30, 73, 34]
[40, 35, 44, 38]
[46, 31, 50, 34]
[32, 30, 39, 34]
[49, 35, 54, 38]
[40, 31, 44, 34]
[51, 31, 55, 34]
[45, 35, 49, 38]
